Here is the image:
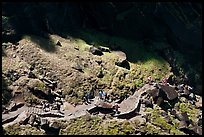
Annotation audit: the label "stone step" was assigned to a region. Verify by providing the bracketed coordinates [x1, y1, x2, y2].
[28, 107, 45, 115]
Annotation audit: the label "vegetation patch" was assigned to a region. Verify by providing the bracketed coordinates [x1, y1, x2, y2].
[147, 107, 185, 135]
[70, 29, 172, 97]
[4, 124, 45, 135]
[60, 115, 103, 135]
[103, 120, 135, 135]
[175, 102, 200, 122]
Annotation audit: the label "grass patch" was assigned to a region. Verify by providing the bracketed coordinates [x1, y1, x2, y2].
[60, 116, 103, 135]
[71, 28, 171, 92]
[175, 102, 200, 122]
[147, 107, 185, 135]
[74, 38, 92, 52]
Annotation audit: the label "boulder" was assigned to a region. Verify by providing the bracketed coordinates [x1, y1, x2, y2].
[98, 46, 110, 52]
[49, 121, 61, 130]
[178, 120, 188, 129]
[35, 115, 41, 123]
[62, 102, 75, 111]
[87, 105, 98, 113]
[133, 115, 146, 126]
[55, 97, 61, 102]
[142, 99, 153, 108]
[10, 102, 25, 111]
[27, 79, 45, 91]
[164, 115, 172, 124]
[56, 40, 62, 47]
[156, 97, 164, 106]
[51, 90, 61, 97]
[71, 63, 83, 72]
[97, 70, 104, 78]
[28, 114, 36, 126]
[33, 121, 39, 127]
[2, 42, 12, 48]
[89, 47, 103, 56]
[44, 108, 50, 112]
[170, 109, 176, 116]
[14, 76, 30, 87]
[160, 111, 172, 124]
[158, 84, 178, 100]
[40, 118, 49, 126]
[5, 70, 20, 82]
[114, 51, 130, 69]
[195, 97, 202, 109]
[197, 118, 202, 126]
[95, 59, 102, 65]
[27, 79, 49, 95]
[191, 126, 202, 135]
[19, 111, 30, 125]
[28, 71, 37, 78]
[189, 93, 196, 100]
[182, 89, 190, 97]
[180, 97, 188, 103]
[175, 112, 190, 122]
[147, 88, 160, 99]
[74, 47, 79, 50]
[8, 101, 16, 111]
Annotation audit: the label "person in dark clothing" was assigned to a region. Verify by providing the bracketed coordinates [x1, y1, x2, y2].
[99, 90, 103, 100]
[83, 92, 91, 104]
[103, 91, 108, 101]
[113, 103, 120, 114]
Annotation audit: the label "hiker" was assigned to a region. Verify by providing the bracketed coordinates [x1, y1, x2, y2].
[89, 86, 95, 99]
[42, 101, 46, 110]
[147, 76, 152, 84]
[113, 103, 120, 114]
[99, 90, 103, 100]
[103, 91, 108, 101]
[124, 92, 129, 99]
[162, 77, 168, 85]
[107, 92, 111, 102]
[56, 102, 61, 112]
[187, 85, 193, 91]
[177, 84, 184, 90]
[83, 92, 91, 104]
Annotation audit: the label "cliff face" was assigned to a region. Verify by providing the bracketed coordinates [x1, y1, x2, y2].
[2, 2, 202, 91]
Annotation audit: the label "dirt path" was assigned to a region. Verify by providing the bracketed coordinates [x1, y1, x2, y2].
[2, 84, 156, 127]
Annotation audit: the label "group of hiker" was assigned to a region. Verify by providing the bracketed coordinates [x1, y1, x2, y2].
[83, 89, 120, 114]
[147, 75, 194, 95]
[82, 75, 178, 114]
[83, 91, 94, 104]
[83, 76, 166, 104]
[99, 90, 110, 101]
[83, 89, 111, 104]
[147, 76, 168, 85]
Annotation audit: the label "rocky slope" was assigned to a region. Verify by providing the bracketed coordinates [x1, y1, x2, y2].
[2, 2, 202, 135]
[2, 30, 202, 135]
[2, 2, 202, 91]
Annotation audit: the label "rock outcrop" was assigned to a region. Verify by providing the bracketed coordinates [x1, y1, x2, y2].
[89, 47, 103, 56]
